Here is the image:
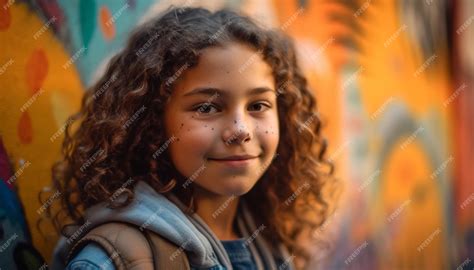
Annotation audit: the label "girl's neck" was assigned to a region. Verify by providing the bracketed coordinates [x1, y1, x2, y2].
[193, 187, 240, 241]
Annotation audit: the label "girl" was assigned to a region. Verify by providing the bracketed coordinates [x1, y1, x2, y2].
[49, 6, 335, 270]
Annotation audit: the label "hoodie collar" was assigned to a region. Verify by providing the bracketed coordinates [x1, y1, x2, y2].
[52, 181, 293, 270]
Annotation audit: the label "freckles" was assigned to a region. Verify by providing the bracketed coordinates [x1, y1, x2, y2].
[268, 125, 276, 134]
[260, 125, 277, 136]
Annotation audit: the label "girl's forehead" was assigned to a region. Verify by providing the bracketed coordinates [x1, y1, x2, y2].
[171, 42, 275, 98]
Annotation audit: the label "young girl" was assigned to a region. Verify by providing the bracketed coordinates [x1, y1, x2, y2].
[50, 6, 334, 270]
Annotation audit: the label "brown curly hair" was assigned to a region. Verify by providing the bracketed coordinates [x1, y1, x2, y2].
[48, 6, 337, 268]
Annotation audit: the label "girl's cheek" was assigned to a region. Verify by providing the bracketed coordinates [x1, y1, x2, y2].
[255, 119, 279, 145]
[174, 117, 217, 147]
[179, 116, 217, 135]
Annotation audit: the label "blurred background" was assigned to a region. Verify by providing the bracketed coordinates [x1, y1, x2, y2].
[0, 0, 472, 269]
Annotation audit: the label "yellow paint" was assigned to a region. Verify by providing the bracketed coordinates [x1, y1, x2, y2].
[0, 3, 84, 261]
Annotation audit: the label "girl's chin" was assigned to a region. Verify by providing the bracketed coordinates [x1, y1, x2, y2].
[192, 175, 259, 197]
[218, 183, 257, 197]
[203, 182, 256, 197]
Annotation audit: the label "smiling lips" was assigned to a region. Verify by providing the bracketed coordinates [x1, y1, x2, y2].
[208, 154, 258, 161]
[208, 155, 258, 168]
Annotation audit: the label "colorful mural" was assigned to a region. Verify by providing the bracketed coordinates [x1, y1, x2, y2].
[0, 0, 471, 269]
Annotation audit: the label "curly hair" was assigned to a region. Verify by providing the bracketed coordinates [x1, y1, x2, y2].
[48, 6, 337, 268]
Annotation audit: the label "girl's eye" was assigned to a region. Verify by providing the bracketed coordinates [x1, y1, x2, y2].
[248, 102, 271, 112]
[194, 103, 219, 114]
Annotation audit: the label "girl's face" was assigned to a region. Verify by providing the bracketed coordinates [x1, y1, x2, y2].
[164, 42, 279, 197]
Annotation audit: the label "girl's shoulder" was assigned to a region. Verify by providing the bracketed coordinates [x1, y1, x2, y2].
[66, 243, 115, 270]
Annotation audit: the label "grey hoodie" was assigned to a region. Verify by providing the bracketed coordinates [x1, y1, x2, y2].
[51, 181, 294, 270]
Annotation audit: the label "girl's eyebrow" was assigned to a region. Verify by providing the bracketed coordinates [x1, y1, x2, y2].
[182, 87, 276, 97]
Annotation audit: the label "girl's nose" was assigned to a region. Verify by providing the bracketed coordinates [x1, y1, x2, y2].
[222, 119, 252, 145]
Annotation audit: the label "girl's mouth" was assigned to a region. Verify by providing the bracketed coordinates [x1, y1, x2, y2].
[207, 155, 258, 168]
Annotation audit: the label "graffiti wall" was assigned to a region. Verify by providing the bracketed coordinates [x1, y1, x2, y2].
[0, 0, 471, 269]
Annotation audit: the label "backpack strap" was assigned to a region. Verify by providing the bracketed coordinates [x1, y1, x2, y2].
[67, 222, 189, 270]
[143, 230, 190, 270]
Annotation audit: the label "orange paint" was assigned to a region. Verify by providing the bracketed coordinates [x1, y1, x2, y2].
[26, 49, 48, 94]
[0, 0, 12, 31]
[18, 111, 33, 144]
[99, 6, 115, 41]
